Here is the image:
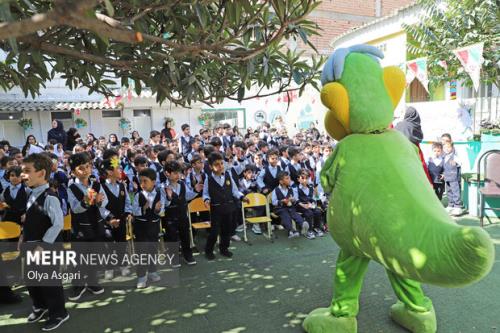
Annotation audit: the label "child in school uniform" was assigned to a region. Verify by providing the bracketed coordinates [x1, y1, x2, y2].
[100, 157, 133, 279]
[239, 165, 259, 195]
[186, 154, 206, 197]
[67, 153, 108, 301]
[443, 142, 463, 216]
[271, 171, 309, 239]
[296, 170, 324, 238]
[427, 142, 445, 200]
[21, 153, 69, 331]
[0, 166, 29, 224]
[132, 168, 166, 289]
[48, 153, 69, 215]
[202, 152, 249, 260]
[256, 149, 283, 195]
[286, 147, 303, 186]
[163, 161, 202, 266]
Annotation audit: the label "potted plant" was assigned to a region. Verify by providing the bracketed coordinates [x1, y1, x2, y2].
[18, 118, 33, 130]
[75, 118, 88, 129]
[119, 117, 131, 130]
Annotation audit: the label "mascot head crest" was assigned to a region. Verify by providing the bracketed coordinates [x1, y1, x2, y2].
[320, 44, 405, 140]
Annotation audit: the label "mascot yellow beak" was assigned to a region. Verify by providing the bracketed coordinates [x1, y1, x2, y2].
[321, 66, 405, 141]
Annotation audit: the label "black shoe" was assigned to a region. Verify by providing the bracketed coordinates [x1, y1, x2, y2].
[220, 250, 233, 258]
[68, 286, 86, 301]
[87, 285, 104, 295]
[0, 288, 22, 304]
[183, 255, 197, 265]
[27, 308, 48, 323]
[205, 252, 216, 260]
[42, 313, 69, 331]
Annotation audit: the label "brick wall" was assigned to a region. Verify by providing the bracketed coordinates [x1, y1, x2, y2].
[381, 0, 415, 17]
[296, 0, 415, 55]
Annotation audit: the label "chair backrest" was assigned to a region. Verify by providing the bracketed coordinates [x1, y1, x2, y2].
[478, 150, 500, 188]
[188, 197, 210, 213]
[243, 193, 268, 208]
[0, 222, 21, 240]
[63, 215, 72, 231]
[484, 151, 500, 187]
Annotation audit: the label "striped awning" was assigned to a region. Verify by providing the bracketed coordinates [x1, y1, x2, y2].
[0, 100, 116, 112]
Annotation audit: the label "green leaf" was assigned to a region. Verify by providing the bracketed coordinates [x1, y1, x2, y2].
[134, 79, 142, 96]
[237, 86, 245, 102]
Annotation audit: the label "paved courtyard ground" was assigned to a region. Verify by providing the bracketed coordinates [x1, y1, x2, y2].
[0, 216, 499, 333]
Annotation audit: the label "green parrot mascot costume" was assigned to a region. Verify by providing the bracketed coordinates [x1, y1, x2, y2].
[302, 45, 494, 333]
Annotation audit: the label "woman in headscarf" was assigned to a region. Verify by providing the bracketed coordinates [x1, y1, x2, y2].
[395, 107, 432, 183]
[47, 120, 67, 148]
[66, 127, 80, 152]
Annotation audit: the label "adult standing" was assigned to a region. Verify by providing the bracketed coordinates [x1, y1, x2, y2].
[21, 135, 44, 157]
[66, 127, 80, 152]
[47, 120, 67, 148]
[395, 106, 432, 183]
[161, 118, 176, 140]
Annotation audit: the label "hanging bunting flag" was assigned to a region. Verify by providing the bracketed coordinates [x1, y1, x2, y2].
[406, 57, 429, 92]
[437, 60, 448, 71]
[453, 42, 484, 92]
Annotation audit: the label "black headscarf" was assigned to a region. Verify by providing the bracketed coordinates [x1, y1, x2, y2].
[395, 107, 423, 145]
[47, 120, 68, 148]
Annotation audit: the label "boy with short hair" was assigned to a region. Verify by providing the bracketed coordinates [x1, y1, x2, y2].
[297, 170, 323, 238]
[149, 130, 161, 145]
[443, 142, 463, 216]
[271, 171, 308, 238]
[0, 166, 29, 224]
[132, 168, 166, 288]
[427, 142, 445, 200]
[179, 124, 193, 158]
[21, 153, 69, 331]
[279, 145, 290, 169]
[67, 152, 108, 301]
[256, 149, 282, 194]
[202, 152, 249, 260]
[287, 147, 303, 185]
[186, 154, 206, 196]
[163, 161, 201, 266]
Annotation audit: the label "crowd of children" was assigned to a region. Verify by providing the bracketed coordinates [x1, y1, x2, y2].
[0, 121, 333, 331]
[0, 119, 466, 331]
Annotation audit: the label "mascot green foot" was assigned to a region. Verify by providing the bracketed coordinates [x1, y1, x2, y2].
[303, 307, 357, 333]
[390, 302, 437, 333]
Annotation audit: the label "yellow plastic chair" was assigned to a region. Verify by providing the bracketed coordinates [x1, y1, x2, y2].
[242, 193, 273, 243]
[62, 215, 72, 250]
[0, 221, 21, 261]
[188, 197, 211, 248]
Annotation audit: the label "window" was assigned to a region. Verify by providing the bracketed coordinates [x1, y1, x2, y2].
[0, 112, 22, 120]
[51, 111, 73, 120]
[133, 109, 151, 117]
[200, 108, 246, 128]
[102, 110, 121, 118]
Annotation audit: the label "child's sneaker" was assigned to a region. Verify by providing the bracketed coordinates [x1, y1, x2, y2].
[451, 207, 463, 216]
[149, 272, 161, 283]
[305, 231, 316, 240]
[252, 224, 262, 235]
[301, 222, 310, 236]
[314, 228, 324, 237]
[288, 230, 299, 238]
[41, 313, 69, 331]
[235, 224, 245, 232]
[27, 307, 48, 323]
[231, 234, 241, 242]
[104, 269, 114, 280]
[136, 276, 147, 289]
[445, 206, 453, 213]
[183, 254, 197, 265]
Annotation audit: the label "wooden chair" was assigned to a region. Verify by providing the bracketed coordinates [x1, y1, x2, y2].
[188, 197, 211, 248]
[0, 221, 21, 261]
[242, 193, 273, 243]
[477, 150, 500, 227]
